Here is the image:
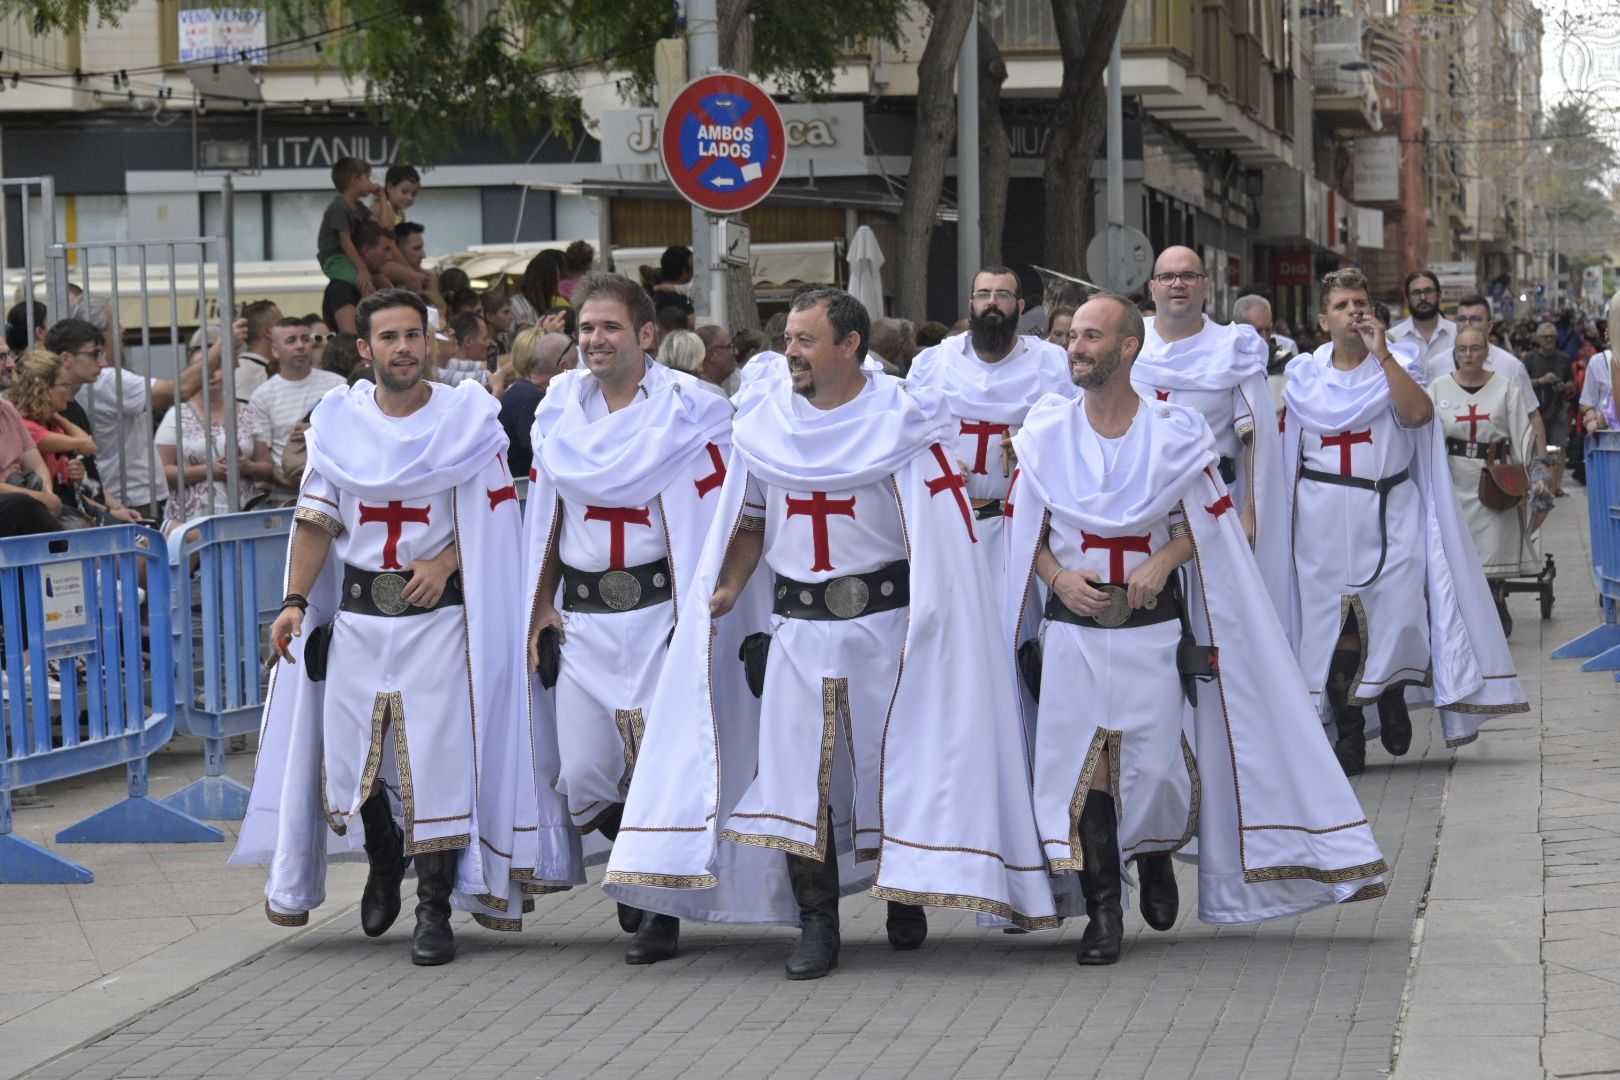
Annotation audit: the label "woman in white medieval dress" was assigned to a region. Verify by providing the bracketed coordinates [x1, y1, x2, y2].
[1428, 326, 1549, 625]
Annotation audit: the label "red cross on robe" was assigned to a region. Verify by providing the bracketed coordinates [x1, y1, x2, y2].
[1154, 389, 1172, 401]
[358, 500, 432, 571]
[1320, 428, 1373, 476]
[1456, 405, 1492, 442]
[785, 491, 857, 573]
[1080, 531, 1153, 582]
[925, 444, 977, 542]
[959, 420, 1010, 475]
[583, 506, 653, 569]
[694, 442, 727, 498]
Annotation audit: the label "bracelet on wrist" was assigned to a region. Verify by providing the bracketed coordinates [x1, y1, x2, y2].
[281, 593, 309, 612]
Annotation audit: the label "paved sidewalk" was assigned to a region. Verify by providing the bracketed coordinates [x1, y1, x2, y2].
[6, 491, 1618, 1079]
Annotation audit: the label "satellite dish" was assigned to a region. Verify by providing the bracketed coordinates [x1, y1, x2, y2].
[1085, 224, 1154, 295]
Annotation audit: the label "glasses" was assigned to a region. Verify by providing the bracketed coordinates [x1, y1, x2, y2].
[970, 289, 1018, 302]
[1151, 271, 1206, 286]
[71, 347, 104, 360]
[1408, 287, 1439, 299]
[310, 333, 332, 345]
[707, 343, 738, 353]
[1454, 313, 1489, 325]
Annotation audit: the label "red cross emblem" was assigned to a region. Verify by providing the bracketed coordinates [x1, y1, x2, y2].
[583, 506, 653, 569]
[1080, 531, 1153, 581]
[959, 420, 1010, 476]
[358, 501, 432, 571]
[694, 442, 727, 498]
[785, 492, 857, 573]
[1456, 405, 1492, 442]
[1320, 428, 1373, 476]
[925, 444, 977, 542]
[1154, 389, 1171, 401]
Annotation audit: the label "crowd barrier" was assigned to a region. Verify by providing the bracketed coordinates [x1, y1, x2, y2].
[1551, 429, 1620, 678]
[0, 526, 221, 884]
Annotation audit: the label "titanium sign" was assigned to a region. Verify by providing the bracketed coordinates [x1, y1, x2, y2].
[660, 74, 786, 215]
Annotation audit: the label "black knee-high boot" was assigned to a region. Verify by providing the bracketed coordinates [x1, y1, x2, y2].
[1377, 686, 1412, 757]
[1135, 851, 1178, 932]
[1076, 790, 1124, 965]
[885, 901, 928, 950]
[359, 790, 409, 938]
[411, 849, 459, 966]
[784, 843, 840, 980]
[596, 804, 644, 933]
[1327, 647, 1366, 776]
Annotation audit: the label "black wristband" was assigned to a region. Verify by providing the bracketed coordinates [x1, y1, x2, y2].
[281, 593, 309, 612]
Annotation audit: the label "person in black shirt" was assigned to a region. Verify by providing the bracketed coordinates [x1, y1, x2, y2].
[499, 329, 575, 479]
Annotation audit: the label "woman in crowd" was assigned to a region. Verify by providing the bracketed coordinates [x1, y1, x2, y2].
[6, 351, 98, 525]
[1045, 305, 1075, 345]
[154, 347, 273, 533]
[640, 245, 695, 323]
[558, 240, 595, 302]
[1429, 326, 1549, 627]
[509, 249, 573, 334]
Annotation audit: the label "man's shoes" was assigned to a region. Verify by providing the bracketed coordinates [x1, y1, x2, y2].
[1377, 688, 1413, 757]
[625, 913, 680, 965]
[617, 903, 645, 934]
[358, 791, 409, 938]
[411, 850, 458, 966]
[1327, 651, 1366, 777]
[885, 901, 928, 950]
[1135, 852, 1179, 932]
[1076, 790, 1124, 965]
[784, 848, 840, 980]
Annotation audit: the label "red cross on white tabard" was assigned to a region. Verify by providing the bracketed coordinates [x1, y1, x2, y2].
[785, 492, 857, 573]
[925, 444, 978, 542]
[1320, 428, 1374, 476]
[583, 506, 652, 569]
[358, 500, 431, 571]
[1456, 405, 1493, 442]
[1154, 389, 1171, 401]
[1080, 531, 1153, 582]
[694, 442, 727, 498]
[958, 420, 1010, 475]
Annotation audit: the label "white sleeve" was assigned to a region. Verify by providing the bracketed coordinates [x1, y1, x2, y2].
[293, 467, 344, 537]
[153, 406, 178, 448]
[1579, 353, 1611, 410]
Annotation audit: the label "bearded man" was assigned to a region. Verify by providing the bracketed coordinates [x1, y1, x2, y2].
[1387, 269, 1456, 385]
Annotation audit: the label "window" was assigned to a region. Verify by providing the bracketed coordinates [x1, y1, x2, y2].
[202, 191, 267, 262]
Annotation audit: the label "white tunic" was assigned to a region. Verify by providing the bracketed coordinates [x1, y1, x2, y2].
[1431, 373, 1537, 578]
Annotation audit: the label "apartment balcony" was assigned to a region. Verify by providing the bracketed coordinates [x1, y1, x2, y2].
[1311, 44, 1381, 132]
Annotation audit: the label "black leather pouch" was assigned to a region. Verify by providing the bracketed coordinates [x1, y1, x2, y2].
[303, 622, 333, 683]
[537, 624, 561, 689]
[1016, 638, 1043, 702]
[739, 632, 772, 699]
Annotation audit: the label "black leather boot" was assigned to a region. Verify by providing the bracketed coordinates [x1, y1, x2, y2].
[1377, 687, 1413, 757]
[1076, 789, 1124, 965]
[1135, 851, 1179, 932]
[784, 846, 840, 980]
[1327, 648, 1365, 777]
[625, 913, 681, 965]
[885, 901, 928, 950]
[359, 790, 409, 938]
[411, 849, 458, 966]
[595, 804, 644, 934]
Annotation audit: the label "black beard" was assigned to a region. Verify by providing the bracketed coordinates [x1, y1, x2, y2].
[969, 310, 1017, 355]
[1411, 300, 1439, 320]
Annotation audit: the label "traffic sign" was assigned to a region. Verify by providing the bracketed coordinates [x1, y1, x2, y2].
[660, 74, 787, 215]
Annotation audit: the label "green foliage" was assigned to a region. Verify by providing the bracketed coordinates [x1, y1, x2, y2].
[6, 0, 131, 34]
[1539, 99, 1617, 227]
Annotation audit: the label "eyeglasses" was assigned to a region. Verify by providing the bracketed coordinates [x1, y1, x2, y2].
[970, 289, 1018, 302]
[707, 343, 738, 353]
[71, 347, 104, 361]
[1408, 287, 1439, 299]
[1151, 271, 1206, 286]
[1454, 313, 1489, 325]
[310, 333, 332, 345]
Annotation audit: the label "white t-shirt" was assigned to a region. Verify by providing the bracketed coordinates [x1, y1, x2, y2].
[440, 357, 490, 389]
[1388, 316, 1459, 386]
[1580, 350, 1612, 413]
[77, 367, 159, 507]
[247, 370, 345, 471]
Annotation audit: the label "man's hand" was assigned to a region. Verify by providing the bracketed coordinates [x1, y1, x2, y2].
[357, 272, 376, 297]
[1125, 554, 1174, 610]
[108, 504, 142, 523]
[401, 546, 458, 607]
[710, 583, 740, 620]
[66, 459, 86, 484]
[529, 605, 564, 670]
[1053, 568, 1110, 617]
[32, 488, 61, 516]
[1350, 314, 1388, 359]
[539, 310, 569, 334]
[999, 431, 1017, 476]
[269, 605, 304, 664]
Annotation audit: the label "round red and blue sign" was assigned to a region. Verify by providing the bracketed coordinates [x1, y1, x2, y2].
[660, 74, 786, 215]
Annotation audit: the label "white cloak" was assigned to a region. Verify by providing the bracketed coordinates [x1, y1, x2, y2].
[605, 373, 1062, 929]
[232, 381, 582, 931]
[1132, 316, 1289, 615]
[1007, 394, 1389, 923]
[1282, 344, 1529, 748]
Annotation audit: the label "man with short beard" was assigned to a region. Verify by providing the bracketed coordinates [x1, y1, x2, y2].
[234, 288, 579, 964]
[1006, 292, 1388, 965]
[1388, 269, 1457, 384]
[908, 266, 1073, 592]
[248, 318, 345, 498]
[1131, 248, 1287, 612]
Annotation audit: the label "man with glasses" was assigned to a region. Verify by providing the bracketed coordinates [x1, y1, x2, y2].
[1132, 248, 1288, 612]
[908, 265, 1073, 593]
[696, 324, 740, 394]
[1388, 270, 1457, 384]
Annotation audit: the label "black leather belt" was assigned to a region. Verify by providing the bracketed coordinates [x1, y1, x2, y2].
[341, 565, 463, 617]
[972, 498, 1004, 520]
[1446, 437, 1510, 460]
[1044, 581, 1182, 630]
[774, 560, 909, 621]
[562, 558, 672, 613]
[1217, 456, 1237, 485]
[1299, 466, 1412, 587]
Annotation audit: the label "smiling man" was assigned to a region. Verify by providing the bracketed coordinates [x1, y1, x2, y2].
[233, 288, 578, 966]
[522, 272, 738, 966]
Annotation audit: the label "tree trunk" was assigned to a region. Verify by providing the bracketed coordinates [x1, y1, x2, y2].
[895, 0, 975, 323]
[978, 20, 1010, 267]
[1043, 0, 1128, 278]
[717, 0, 762, 331]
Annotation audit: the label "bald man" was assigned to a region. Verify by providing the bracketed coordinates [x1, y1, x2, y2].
[1130, 247, 1288, 613]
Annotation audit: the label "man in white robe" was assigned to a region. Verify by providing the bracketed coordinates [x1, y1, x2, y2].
[523, 272, 736, 965]
[1131, 247, 1288, 611]
[1283, 269, 1528, 775]
[233, 289, 581, 966]
[1006, 293, 1387, 963]
[603, 288, 1057, 979]
[906, 265, 1074, 592]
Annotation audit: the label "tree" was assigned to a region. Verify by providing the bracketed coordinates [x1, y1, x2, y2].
[1042, 0, 1129, 277]
[1534, 100, 1620, 280]
[977, 19, 1011, 267]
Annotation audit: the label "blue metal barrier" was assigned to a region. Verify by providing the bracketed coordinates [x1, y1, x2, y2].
[1552, 430, 1620, 677]
[1, 526, 221, 884]
[162, 510, 292, 820]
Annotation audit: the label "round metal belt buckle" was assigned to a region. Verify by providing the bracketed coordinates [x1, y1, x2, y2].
[370, 573, 410, 616]
[599, 570, 642, 611]
[824, 576, 871, 619]
[1092, 585, 1132, 628]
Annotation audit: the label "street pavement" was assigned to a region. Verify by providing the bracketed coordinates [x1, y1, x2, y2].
[5, 488, 1618, 1079]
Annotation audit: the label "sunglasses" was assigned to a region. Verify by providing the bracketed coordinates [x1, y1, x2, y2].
[310, 333, 332, 345]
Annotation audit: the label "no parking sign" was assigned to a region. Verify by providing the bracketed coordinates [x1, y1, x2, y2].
[660, 74, 786, 215]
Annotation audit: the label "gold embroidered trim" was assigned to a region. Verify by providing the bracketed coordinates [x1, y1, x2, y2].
[868, 885, 1063, 932]
[471, 912, 522, 932]
[1235, 419, 1256, 440]
[815, 677, 845, 859]
[1050, 729, 1119, 872]
[303, 492, 340, 510]
[571, 800, 607, 822]
[263, 901, 308, 927]
[1445, 732, 1481, 747]
[602, 870, 719, 889]
[406, 834, 470, 855]
[1343, 882, 1388, 904]
[719, 828, 821, 859]
[520, 882, 570, 895]
[739, 515, 766, 531]
[1245, 819, 1370, 835]
[417, 813, 472, 825]
[1443, 702, 1529, 718]
[523, 898, 535, 914]
[474, 891, 509, 913]
[1242, 857, 1389, 885]
[855, 847, 880, 862]
[452, 487, 482, 816]
[614, 707, 646, 793]
[293, 506, 344, 537]
[880, 833, 1047, 874]
[349, 692, 397, 832]
[475, 836, 511, 860]
[1124, 733, 1202, 856]
[387, 691, 421, 847]
[1168, 520, 1192, 540]
[619, 824, 710, 834]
